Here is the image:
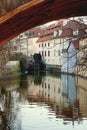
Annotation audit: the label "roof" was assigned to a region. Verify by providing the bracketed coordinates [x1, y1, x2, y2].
[36, 19, 87, 43]
[25, 27, 44, 38]
[48, 23, 56, 29]
[57, 20, 63, 26]
[61, 28, 73, 37]
[65, 20, 81, 29]
[37, 34, 53, 42]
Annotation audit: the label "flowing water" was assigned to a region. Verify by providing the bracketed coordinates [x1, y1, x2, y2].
[0, 72, 87, 130]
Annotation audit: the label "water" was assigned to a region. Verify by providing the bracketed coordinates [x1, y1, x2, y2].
[0, 72, 87, 130]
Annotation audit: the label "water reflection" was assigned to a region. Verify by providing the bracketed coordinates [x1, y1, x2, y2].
[0, 73, 87, 130]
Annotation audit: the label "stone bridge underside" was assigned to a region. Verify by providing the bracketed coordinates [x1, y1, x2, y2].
[0, 0, 87, 46]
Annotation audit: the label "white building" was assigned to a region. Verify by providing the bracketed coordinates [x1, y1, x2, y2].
[10, 27, 43, 57]
[37, 22, 63, 72]
[37, 19, 86, 74]
[27, 37, 39, 56]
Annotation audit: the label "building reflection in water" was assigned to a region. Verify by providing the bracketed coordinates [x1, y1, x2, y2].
[76, 76, 87, 118]
[0, 73, 87, 129]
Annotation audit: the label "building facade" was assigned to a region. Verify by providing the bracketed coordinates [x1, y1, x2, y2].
[37, 20, 85, 74]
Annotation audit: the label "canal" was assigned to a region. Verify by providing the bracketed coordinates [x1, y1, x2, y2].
[0, 72, 87, 130]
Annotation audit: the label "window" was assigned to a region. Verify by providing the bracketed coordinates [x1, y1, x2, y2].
[45, 51, 46, 57]
[45, 43, 46, 47]
[42, 82, 43, 88]
[73, 30, 78, 36]
[59, 30, 62, 36]
[48, 50, 50, 56]
[48, 84, 50, 90]
[45, 83, 46, 88]
[42, 51, 43, 56]
[48, 42, 50, 47]
[58, 50, 61, 56]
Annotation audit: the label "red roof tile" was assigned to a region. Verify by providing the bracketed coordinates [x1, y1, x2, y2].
[43, 29, 54, 36]
[57, 20, 63, 27]
[48, 23, 56, 29]
[64, 20, 87, 30]
[78, 30, 86, 37]
[37, 34, 53, 42]
[25, 27, 44, 38]
[61, 28, 73, 37]
[65, 20, 81, 29]
[36, 20, 87, 43]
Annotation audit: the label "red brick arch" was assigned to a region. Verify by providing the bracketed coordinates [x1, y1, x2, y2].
[0, 0, 87, 46]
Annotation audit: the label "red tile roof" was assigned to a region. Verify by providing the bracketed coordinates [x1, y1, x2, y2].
[25, 27, 44, 38]
[60, 28, 73, 37]
[65, 20, 81, 29]
[57, 20, 63, 27]
[48, 23, 56, 29]
[36, 20, 87, 43]
[39, 20, 64, 38]
[42, 29, 54, 36]
[37, 34, 53, 42]
[78, 30, 86, 37]
[65, 20, 87, 30]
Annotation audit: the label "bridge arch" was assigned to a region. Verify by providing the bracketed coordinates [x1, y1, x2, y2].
[0, 0, 87, 46]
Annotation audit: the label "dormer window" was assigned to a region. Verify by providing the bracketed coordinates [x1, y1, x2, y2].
[63, 20, 68, 26]
[53, 31, 57, 37]
[59, 30, 62, 36]
[73, 30, 78, 36]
